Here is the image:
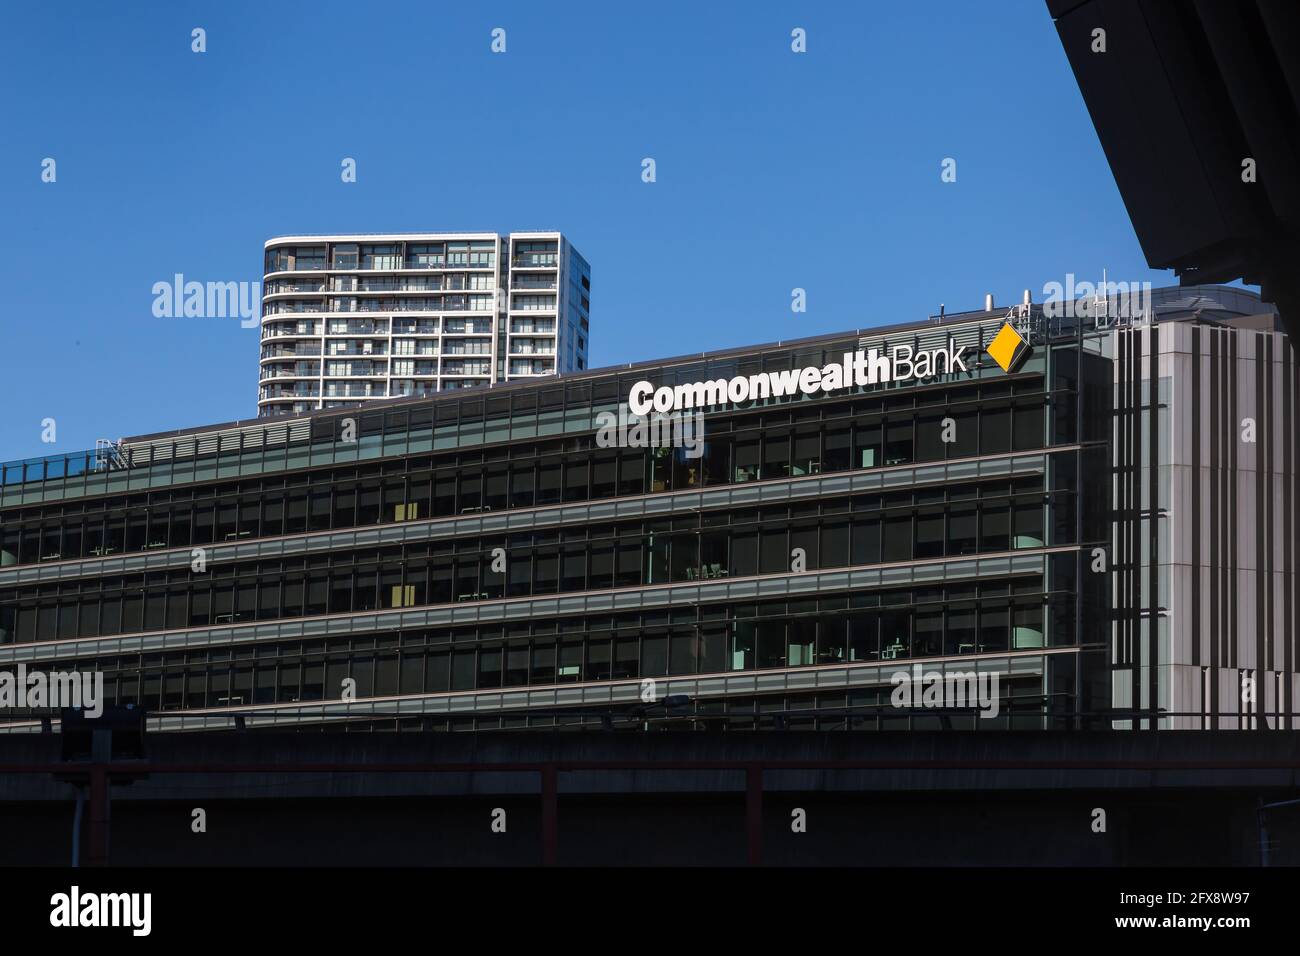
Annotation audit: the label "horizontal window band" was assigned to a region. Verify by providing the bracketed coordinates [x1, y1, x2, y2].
[0, 647, 1067, 734]
[0, 547, 1070, 665]
[0, 448, 1063, 587]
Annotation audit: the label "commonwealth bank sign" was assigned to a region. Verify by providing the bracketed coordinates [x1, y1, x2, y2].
[626, 322, 1032, 417]
[628, 339, 971, 416]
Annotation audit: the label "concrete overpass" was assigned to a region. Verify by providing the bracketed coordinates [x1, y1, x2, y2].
[4, 730, 1300, 866]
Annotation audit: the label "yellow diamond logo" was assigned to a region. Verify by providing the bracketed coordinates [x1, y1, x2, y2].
[987, 322, 1028, 373]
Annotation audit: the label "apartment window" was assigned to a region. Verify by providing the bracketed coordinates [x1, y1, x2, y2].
[332, 244, 358, 269]
[407, 244, 445, 268]
[513, 240, 558, 268]
[362, 245, 401, 270]
[513, 294, 557, 311]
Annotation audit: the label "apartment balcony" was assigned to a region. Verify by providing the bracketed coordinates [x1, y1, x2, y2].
[259, 402, 312, 416]
[260, 327, 322, 340]
[405, 259, 493, 270]
[261, 344, 323, 358]
[263, 302, 326, 315]
[390, 381, 440, 398]
[322, 384, 388, 398]
[324, 347, 389, 357]
[263, 259, 328, 274]
[324, 322, 389, 335]
[355, 300, 488, 313]
[391, 364, 438, 377]
[263, 281, 328, 296]
[260, 386, 321, 399]
[325, 362, 387, 374]
[260, 364, 319, 379]
[356, 279, 445, 293]
[261, 335, 322, 346]
[265, 260, 500, 276]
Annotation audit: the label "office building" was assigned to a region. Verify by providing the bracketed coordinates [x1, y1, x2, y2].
[0, 284, 1294, 733]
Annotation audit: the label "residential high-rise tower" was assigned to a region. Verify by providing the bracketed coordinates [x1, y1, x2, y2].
[258, 232, 591, 416]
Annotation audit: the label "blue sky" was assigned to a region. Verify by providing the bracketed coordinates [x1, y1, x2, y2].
[0, 0, 1219, 461]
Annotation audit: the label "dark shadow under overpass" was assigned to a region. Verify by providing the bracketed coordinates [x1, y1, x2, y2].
[5, 730, 1300, 866]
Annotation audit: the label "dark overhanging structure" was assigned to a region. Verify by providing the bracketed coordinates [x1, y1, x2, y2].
[5, 728, 1300, 865]
[1046, 0, 1300, 343]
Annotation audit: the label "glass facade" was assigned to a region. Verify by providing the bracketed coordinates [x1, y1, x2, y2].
[0, 308, 1128, 732]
